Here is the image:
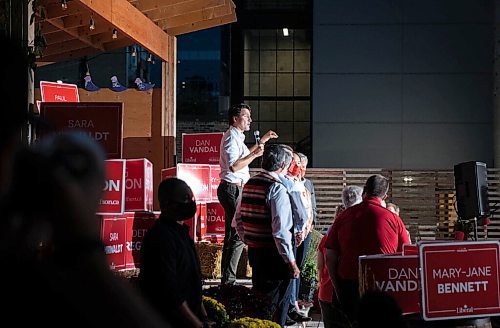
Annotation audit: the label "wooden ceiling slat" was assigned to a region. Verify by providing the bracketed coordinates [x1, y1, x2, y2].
[46, 17, 105, 51]
[42, 38, 89, 57]
[44, 30, 75, 45]
[144, 0, 225, 22]
[130, 0, 191, 13]
[158, 0, 231, 30]
[166, 3, 236, 35]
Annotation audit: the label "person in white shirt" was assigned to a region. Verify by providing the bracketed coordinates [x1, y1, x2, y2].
[218, 103, 277, 285]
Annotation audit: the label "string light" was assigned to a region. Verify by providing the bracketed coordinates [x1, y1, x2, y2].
[112, 28, 118, 39]
[89, 14, 95, 30]
[61, 0, 68, 10]
[147, 53, 152, 62]
[131, 46, 137, 57]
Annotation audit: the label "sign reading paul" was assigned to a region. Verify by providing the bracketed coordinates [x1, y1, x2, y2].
[419, 241, 500, 321]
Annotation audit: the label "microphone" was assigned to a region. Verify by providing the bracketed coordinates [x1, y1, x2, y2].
[254, 130, 260, 146]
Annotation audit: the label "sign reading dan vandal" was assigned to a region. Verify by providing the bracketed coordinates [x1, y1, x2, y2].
[419, 241, 500, 321]
[182, 132, 223, 164]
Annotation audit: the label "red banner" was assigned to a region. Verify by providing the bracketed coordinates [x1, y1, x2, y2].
[40, 81, 79, 102]
[182, 132, 223, 164]
[359, 254, 421, 315]
[101, 214, 127, 270]
[419, 241, 500, 320]
[162, 164, 212, 202]
[125, 212, 157, 269]
[210, 165, 221, 202]
[39, 102, 123, 159]
[98, 160, 126, 215]
[125, 159, 154, 212]
[206, 202, 225, 235]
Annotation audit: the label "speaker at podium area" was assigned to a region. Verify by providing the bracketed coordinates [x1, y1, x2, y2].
[454, 161, 490, 220]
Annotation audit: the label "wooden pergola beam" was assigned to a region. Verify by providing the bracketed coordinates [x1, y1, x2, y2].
[165, 3, 236, 35]
[130, 0, 189, 13]
[75, 0, 170, 62]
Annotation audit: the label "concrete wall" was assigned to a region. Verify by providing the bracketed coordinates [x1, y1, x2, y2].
[313, 0, 494, 169]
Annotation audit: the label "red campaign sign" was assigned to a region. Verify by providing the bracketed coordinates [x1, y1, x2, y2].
[125, 159, 154, 212]
[403, 244, 418, 256]
[183, 203, 207, 241]
[100, 214, 127, 271]
[39, 102, 123, 159]
[206, 202, 225, 235]
[161, 164, 212, 202]
[359, 254, 421, 315]
[210, 165, 221, 202]
[125, 212, 157, 269]
[182, 132, 223, 164]
[97, 160, 126, 215]
[40, 81, 80, 102]
[419, 241, 500, 321]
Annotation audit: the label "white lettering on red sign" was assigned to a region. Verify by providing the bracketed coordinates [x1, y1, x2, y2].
[126, 178, 142, 189]
[109, 233, 119, 241]
[105, 244, 123, 254]
[68, 119, 94, 128]
[432, 266, 492, 279]
[374, 267, 419, 292]
[104, 180, 120, 192]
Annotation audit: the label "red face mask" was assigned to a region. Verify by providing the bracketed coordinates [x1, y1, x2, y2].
[288, 161, 301, 177]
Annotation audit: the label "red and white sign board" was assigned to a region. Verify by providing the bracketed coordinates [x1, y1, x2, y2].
[125, 212, 157, 269]
[182, 132, 223, 164]
[125, 159, 154, 212]
[98, 160, 126, 215]
[419, 241, 500, 320]
[101, 214, 127, 271]
[161, 164, 212, 202]
[206, 202, 225, 235]
[210, 165, 221, 202]
[359, 254, 421, 315]
[39, 102, 124, 159]
[40, 81, 80, 103]
[403, 244, 418, 256]
[184, 203, 207, 241]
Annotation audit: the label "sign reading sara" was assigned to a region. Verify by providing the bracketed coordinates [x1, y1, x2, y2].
[39, 102, 123, 159]
[182, 132, 223, 164]
[419, 241, 500, 321]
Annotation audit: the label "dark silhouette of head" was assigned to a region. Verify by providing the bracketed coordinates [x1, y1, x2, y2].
[364, 174, 389, 199]
[158, 178, 197, 221]
[358, 291, 407, 328]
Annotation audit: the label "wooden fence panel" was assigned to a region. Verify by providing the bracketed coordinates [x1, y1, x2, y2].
[249, 168, 500, 241]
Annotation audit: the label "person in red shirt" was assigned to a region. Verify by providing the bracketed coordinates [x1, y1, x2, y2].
[324, 175, 410, 323]
[318, 186, 362, 328]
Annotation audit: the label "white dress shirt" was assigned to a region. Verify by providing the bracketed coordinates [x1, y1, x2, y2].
[219, 126, 250, 184]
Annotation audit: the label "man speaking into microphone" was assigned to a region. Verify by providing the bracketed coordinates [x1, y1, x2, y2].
[218, 103, 278, 285]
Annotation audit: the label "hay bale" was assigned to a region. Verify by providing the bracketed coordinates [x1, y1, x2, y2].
[196, 242, 223, 279]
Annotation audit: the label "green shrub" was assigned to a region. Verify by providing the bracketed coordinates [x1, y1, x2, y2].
[228, 317, 280, 328]
[203, 296, 229, 328]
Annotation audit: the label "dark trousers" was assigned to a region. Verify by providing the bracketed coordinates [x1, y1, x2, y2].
[217, 182, 245, 284]
[248, 247, 292, 327]
[319, 300, 351, 328]
[289, 231, 312, 309]
[336, 279, 360, 324]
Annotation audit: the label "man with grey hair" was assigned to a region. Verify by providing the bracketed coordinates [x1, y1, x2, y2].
[325, 175, 409, 324]
[342, 185, 363, 208]
[234, 144, 299, 327]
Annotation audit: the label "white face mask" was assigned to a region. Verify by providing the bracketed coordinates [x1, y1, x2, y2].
[381, 200, 387, 208]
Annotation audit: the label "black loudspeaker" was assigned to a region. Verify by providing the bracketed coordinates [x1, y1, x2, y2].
[454, 161, 490, 219]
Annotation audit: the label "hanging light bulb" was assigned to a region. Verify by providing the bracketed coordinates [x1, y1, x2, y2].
[61, 0, 68, 10]
[89, 14, 95, 30]
[147, 53, 152, 62]
[131, 46, 137, 57]
[112, 28, 118, 39]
